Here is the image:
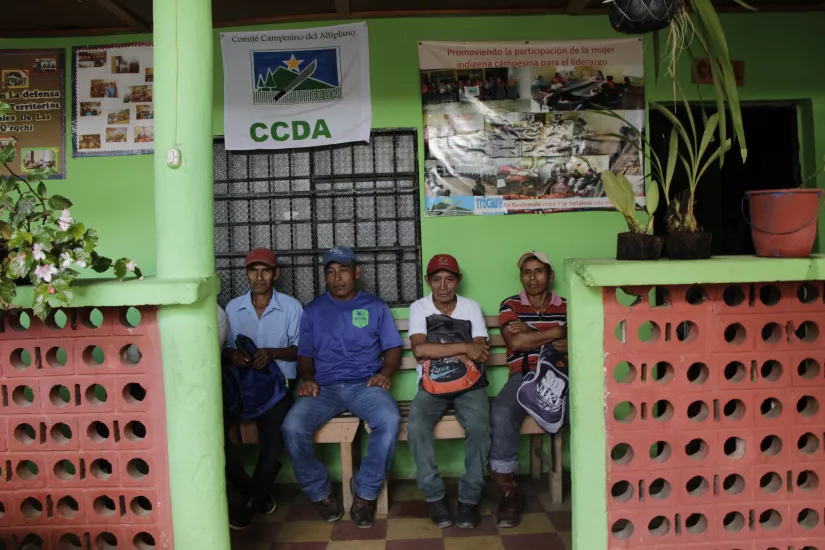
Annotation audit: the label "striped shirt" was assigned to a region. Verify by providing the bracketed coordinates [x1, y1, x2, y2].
[499, 290, 567, 376]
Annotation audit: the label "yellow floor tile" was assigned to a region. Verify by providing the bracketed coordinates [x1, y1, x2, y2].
[444, 536, 504, 550]
[327, 542, 387, 550]
[276, 521, 334, 542]
[386, 518, 444, 539]
[557, 531, 573, 550]
[497, 513, 555, 535]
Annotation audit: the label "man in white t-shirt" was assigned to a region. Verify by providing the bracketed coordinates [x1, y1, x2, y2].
[406, 254, 491, 530]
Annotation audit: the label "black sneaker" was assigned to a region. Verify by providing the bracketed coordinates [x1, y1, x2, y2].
[258, 493, 277, 515]
[229, 499, 255, 530]
[456, 502, 479, 529]
[350, 493, 377, 528]
[314, 492, 343, 523]
[429, 498, 454, 528]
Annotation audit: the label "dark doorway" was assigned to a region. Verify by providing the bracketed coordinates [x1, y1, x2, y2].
[649, 104, 803, 255]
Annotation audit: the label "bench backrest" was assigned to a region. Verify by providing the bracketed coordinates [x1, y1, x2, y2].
[396, 316, 508, 370]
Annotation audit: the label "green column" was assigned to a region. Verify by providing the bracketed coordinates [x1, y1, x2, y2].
[152, 0, 227, 548]
[566, 272, 607, 549]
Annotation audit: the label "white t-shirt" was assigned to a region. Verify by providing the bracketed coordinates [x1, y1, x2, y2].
[408, 293, 489, 382]
[217, 305, 229, 348]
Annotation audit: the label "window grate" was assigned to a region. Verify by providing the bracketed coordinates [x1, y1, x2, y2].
[213, 129, 422, 308]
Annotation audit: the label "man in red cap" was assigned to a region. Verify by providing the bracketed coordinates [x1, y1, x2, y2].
[406, 254, 491, 529]
[221, 247, 304, 529]
[491, 250, 567, 528]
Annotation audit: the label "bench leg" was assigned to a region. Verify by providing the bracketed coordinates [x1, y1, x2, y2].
[340, 441, 354, 511]
[550, 433, 563, 504]
[376, 482, 389, 515]
[530, 434, 542, 480]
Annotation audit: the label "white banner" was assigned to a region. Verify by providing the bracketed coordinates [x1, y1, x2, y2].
[220, 22, 372, 150]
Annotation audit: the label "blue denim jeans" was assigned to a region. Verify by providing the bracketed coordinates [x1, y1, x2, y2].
[282, 382, 400, 502]
[490, 373, 527, 474]
[406, 387, 491, 505]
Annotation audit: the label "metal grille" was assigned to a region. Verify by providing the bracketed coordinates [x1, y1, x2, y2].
[213, 129, 422, 308]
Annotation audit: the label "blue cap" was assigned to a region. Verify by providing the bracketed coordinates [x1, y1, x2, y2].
[323, 246, 356, 267]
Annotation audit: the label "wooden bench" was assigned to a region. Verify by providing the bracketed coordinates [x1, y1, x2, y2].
[231, 415, 361, 509]
[235, 315, 565, 512]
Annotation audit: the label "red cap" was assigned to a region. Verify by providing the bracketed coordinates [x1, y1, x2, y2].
[426, 254, 461, 276]
[244, 248, 277, 268]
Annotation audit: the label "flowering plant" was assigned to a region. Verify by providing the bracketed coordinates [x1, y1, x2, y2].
[0, 104, 141, 319]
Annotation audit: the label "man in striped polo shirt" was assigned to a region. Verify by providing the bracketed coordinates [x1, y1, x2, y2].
[490, 250, 567, 528]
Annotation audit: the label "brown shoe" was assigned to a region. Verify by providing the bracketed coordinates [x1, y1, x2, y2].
[490, 470, 521, 528]
[350, 493, 377, 528]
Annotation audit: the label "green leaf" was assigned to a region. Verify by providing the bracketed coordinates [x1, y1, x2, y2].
[72, 222, 86, 242]
[32, 283, 51, 321]
[698, 138, 733, 183]
[8, 230, 33, 248]
[10, 196, 37, 225]
[36, 181, 47, 197]
[729, 0, 757, 9]
[665, 128, 679, 197]
[697, 112, 721, 165]
[0, 221, 12, 240]
[650, 102, 694, 160]
[82, 229, 99, 253]
[0, 142, 16, 165]
[31, 225, 53, 245]
[91, 251, 112, 273]
[0, 176, 18, 193]
[5, 252, 31, 280]
[48, 195, 72, 210]
[0, 195, 13, 211]
[0, 101, 11, 115]
[0, 277, 16, 305]
[113, 259, 128, 280]
[646, 180, 660, 218]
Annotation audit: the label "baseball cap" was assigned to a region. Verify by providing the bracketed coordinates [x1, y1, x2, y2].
[323, 246, 356, 267]
[426, 254, 461, 276]
[245, 248, 278, 268]
[517, 251, 552, 270]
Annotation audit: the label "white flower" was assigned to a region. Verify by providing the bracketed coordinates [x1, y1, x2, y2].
[32, 243, 46, 261]
[57, 209, 73, 232]
[75, 259, 87, 268]
[60, 252, 73, 268]
[125, 260, 137, 272]
[34, 263, 58, 283]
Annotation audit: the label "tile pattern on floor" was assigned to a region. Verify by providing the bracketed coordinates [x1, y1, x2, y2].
[230, 476, 571, 550]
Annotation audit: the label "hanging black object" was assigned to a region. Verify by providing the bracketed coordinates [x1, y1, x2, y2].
[608, 0, 681, 34]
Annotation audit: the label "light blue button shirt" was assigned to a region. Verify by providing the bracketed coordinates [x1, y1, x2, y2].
[224, 291, 303, 379]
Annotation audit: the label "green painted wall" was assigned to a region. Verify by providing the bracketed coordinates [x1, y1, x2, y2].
[3, 11, 825, 479]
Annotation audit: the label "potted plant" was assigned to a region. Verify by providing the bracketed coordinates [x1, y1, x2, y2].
[596, 88, 732, 259]
[743, 159, 825, 258]
[0, 104, 142, 320]
[605, 0, 752, 166]
[602, 171, 662, 260]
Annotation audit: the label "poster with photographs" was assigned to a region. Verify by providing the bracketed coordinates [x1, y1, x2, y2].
[72, 44, 154, 157]
[418, 39, 646, 216]
[0, 49, 66, 179]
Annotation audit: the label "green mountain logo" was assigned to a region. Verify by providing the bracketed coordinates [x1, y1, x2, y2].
[255, 67, 335, 92]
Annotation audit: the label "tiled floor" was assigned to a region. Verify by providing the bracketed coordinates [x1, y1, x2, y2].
[230, 476, 571, 550]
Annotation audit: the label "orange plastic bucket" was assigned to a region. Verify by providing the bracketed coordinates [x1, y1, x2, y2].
[744, 189, 824, 258]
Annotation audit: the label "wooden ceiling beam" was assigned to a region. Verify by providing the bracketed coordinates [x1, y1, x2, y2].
[335, 0, 351, 17]
[94, 0, 151, 32]
[0, 26, 135, 38]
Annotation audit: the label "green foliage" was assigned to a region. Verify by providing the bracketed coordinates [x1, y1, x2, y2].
[0, 102, 141, 319]
[652, 0, 750, 164]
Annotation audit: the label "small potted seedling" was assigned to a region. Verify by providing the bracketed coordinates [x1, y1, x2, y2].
[602, 171, 662, 260]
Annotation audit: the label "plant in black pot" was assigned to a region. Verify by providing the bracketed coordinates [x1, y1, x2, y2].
[602, 171, 662, 261]
[0, 103, 142, 319]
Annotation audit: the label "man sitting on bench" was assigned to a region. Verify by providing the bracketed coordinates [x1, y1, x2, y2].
[283, 245, 403, 528]
[407, 254, 491, 529]
[491, 250, 567, 528]
[222, 248, 303, 529]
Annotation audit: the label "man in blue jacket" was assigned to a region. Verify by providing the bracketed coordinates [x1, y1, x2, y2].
[222, 248, 303, 530]
[283, 246, 402, 528]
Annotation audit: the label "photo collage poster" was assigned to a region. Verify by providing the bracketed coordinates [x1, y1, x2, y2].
[0, 49, 66, 179]
[72, 44, 154, 157]
[418, 39, 645, 217]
